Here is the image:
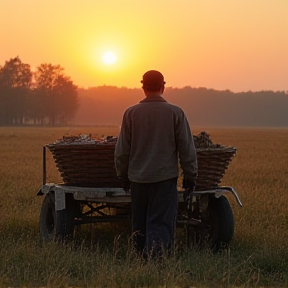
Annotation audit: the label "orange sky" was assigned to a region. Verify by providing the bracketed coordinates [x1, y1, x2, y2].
[1, 0, 287, 92]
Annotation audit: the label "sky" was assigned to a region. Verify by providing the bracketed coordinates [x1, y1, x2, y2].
[0, 0, 287, 92]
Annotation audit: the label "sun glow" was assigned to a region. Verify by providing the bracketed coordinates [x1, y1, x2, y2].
[102, 51, 117, 65]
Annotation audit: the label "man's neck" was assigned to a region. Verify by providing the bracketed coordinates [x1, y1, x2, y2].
[145, 92, 162, 98]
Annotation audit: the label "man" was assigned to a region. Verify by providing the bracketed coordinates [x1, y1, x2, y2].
[115, 70, 198, 258]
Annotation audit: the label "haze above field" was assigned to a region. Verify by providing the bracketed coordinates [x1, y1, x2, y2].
[75, 87, 288, 127]
[1, 0, 287, 92]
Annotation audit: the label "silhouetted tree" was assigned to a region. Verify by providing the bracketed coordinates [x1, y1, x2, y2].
[33, 63, 78, 125]
[0, 56, 32, 125]
[53, 75, 78, 124]
[25, 88, 47, 125]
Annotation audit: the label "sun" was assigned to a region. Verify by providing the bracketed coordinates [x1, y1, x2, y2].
[102, 51, 117, 65]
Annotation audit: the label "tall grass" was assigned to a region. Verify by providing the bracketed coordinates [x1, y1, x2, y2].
[0, 126, 287, 287]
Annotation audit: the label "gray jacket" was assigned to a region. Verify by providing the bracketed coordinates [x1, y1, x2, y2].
[115, 96, 198, 183]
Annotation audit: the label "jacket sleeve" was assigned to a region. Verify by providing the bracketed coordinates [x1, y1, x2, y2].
[114, 110, 131, 180]
[175, 110, 198, 181]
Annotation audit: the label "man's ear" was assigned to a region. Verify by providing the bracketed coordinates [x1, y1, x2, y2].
[142, 86, 148, 96]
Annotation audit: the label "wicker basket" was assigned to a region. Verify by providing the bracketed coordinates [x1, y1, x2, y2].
[195, 146, 236, 190]
[47, 143, 122, 188]
[47, 139, 236, 189]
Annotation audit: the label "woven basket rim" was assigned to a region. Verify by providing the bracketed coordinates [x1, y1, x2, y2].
[196, 146, 236, 152]
[46, 143, 116, 148]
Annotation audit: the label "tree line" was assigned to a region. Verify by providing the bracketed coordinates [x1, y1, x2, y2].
[1, 56, 287, 127]
[0, 56, 78, 126]
[74, 86, 288, 127]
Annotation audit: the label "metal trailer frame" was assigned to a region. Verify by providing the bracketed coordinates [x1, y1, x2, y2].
[37, 146, 243, 249]
[37, 183, 242, 212]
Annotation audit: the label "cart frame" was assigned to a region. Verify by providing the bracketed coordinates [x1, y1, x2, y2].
[37, 146, 243, 250]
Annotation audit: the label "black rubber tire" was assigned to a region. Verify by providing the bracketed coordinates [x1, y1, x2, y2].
[200, 195, 234, 251]
[186, 195, 234, 252]
[39, 192, 78, 242]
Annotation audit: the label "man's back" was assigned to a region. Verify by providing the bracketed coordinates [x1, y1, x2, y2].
[115, 95, 197, 183]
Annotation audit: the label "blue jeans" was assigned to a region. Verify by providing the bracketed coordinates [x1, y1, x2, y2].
[130, 177, 178, 258]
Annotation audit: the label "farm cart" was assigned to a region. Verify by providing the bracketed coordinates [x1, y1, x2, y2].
[37, 134, 242, 251]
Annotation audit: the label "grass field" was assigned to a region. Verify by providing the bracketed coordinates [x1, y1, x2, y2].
[0, 126, 288, 288]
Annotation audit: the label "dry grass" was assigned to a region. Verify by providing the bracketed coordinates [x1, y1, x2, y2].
[0, 126, 288, 287]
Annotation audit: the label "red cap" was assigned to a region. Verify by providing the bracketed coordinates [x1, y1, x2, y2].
[141, 70, 166, 86]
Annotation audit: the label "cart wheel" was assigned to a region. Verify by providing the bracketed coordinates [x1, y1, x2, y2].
[39, 192, 78, 242]
[187, 195, 234, 252]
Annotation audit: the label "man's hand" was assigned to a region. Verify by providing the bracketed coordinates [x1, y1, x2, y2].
[119, 177, 130, 191]
[182, 177, 196, 191]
